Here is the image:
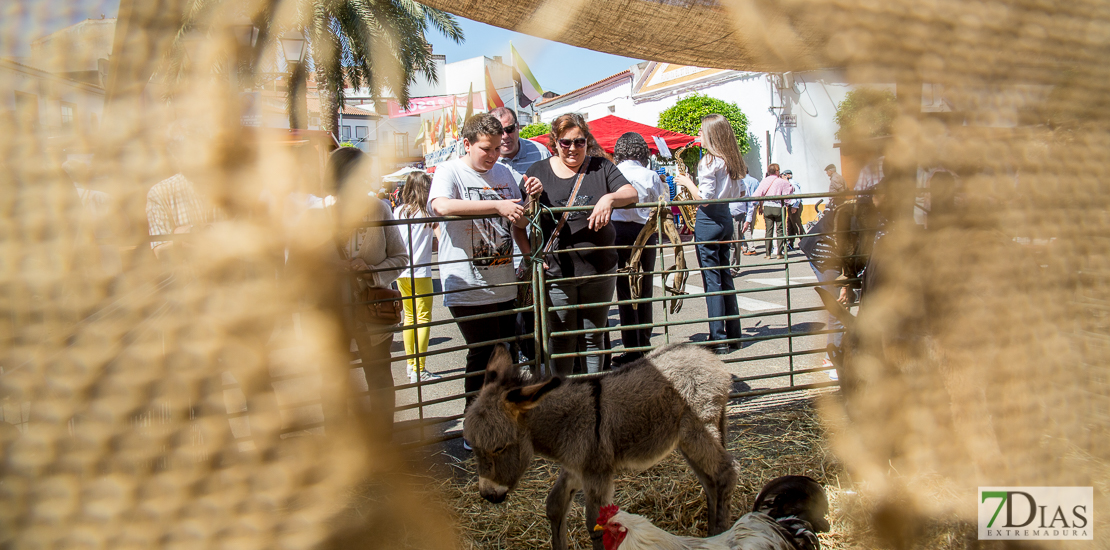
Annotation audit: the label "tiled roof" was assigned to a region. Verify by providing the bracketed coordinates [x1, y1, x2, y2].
[305, 97, 377, 117]
[536, 70, 631, 107]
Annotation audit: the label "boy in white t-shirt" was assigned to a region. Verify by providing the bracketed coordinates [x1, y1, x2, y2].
[428, 113, 542, 414]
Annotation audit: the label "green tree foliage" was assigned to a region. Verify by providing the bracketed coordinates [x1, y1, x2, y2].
[657, 94, 750, 174]
[834, 88, 897, 142]
[519, 122, 550, 139]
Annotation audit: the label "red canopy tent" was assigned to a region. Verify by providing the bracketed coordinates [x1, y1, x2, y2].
[530, 115, 696, 155]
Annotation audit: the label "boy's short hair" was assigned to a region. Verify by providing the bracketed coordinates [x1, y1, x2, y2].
[461, 113, 504, 144]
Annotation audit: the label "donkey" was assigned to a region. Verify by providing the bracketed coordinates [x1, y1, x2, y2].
[464, 343, 738, 550]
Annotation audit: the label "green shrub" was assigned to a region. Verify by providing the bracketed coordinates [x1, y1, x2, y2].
[657, 94, 750, 174]
[834, 88, 897, 142]
[519, 122, 551, 139]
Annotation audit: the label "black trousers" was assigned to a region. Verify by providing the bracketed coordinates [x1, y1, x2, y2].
[614, 221, 657, 350]
[787, 206, 804, 247]
[352, 333, 395, 440]
[448, 299, 518, 407]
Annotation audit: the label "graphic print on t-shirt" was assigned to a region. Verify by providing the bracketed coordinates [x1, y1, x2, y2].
[568, 194, 594, 220]
[467, 186, 514, 267]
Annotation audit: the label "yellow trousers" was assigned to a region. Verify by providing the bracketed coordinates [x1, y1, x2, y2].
[397, 277, 433, 371]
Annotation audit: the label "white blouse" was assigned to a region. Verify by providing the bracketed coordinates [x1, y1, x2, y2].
[613, 160, 669, 224]
[696, 156, 739, 201]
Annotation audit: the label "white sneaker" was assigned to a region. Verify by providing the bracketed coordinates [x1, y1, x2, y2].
[821, 358, 839, 381]
[409, 369, 442, 383]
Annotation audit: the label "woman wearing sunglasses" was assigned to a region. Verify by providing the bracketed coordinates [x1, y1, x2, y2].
[674, 114, 746, 355]
[523, 113, 638, 375]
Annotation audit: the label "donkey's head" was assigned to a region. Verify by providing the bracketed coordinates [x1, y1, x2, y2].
[463, 344, 562, 504]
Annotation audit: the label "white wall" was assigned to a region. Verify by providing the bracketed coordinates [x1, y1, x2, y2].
[445, 56, 519, 115]
[408, 55, 447, 98]
[537, 75, 634, 123]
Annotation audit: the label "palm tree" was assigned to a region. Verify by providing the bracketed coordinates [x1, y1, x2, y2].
[170, 0, 463, 138]
[304, 0, 463, 138]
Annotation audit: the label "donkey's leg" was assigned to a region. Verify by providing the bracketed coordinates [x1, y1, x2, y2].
[678, 447, 719, 532]
[678, 416, 738, 535]
[546, 469, 581, 550]
[583, 476, 615, 550]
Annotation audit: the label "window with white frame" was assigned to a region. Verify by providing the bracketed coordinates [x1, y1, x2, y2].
[355, 126, 369, 152]
[60, 102, 75, 129]
[394, 133, 408, 158]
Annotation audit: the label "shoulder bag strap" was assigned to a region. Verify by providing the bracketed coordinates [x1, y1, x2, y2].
[541, 156, 591, 255]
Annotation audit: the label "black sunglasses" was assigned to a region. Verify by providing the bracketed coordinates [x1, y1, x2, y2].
[557, 137, 588, 149]
[503, 124, 517, 133]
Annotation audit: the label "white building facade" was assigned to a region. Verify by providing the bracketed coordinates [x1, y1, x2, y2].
[1, 58, 106, 139]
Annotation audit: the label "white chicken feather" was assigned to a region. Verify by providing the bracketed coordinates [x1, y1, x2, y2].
[594, 476, 828, 550]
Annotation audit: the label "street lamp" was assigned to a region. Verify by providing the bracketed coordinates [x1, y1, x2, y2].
[280, 31, 306, 65]
[231, 19, 259, 49]
[281, 30, 308, 130]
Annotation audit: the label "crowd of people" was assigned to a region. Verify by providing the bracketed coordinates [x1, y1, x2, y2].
[141, 110, 866, 443]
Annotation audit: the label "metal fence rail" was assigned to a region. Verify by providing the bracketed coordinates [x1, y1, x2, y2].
[329, 190, 863, 448]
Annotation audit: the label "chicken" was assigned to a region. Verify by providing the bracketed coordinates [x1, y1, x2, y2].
[594, 476, 829, 550]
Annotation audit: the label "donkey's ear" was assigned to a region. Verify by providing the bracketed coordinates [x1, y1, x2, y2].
[505, 377, 562, 411]
[815, 287, 856, 329]
[484, 344, 513, 385]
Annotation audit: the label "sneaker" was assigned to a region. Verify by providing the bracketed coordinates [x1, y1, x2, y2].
[462, 438, 472, 452]
[409, 370, 442, 383]
[821, 358, 839, 381]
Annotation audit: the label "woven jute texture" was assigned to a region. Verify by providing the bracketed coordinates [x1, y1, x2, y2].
[2, 0, 1109, 548]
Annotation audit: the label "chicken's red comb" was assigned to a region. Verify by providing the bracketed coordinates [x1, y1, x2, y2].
[598, 504, 620, 525]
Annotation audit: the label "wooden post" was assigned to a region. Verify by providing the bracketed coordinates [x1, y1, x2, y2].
[765, 130, 771, 171]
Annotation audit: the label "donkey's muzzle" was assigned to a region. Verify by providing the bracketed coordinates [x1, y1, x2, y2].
[478, 477, 509, 504]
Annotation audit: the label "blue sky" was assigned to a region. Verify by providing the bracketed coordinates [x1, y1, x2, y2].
[3, 0, 119, 56]
[424, 18, 641, 96]
[5, 0, 639, 94]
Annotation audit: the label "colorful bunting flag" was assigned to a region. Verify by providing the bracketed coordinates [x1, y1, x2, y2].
[464, 82, 474, 123]
[449, 96, 459, 138]
[485, 66, 505, 110]
[511, 43, 544, 108]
